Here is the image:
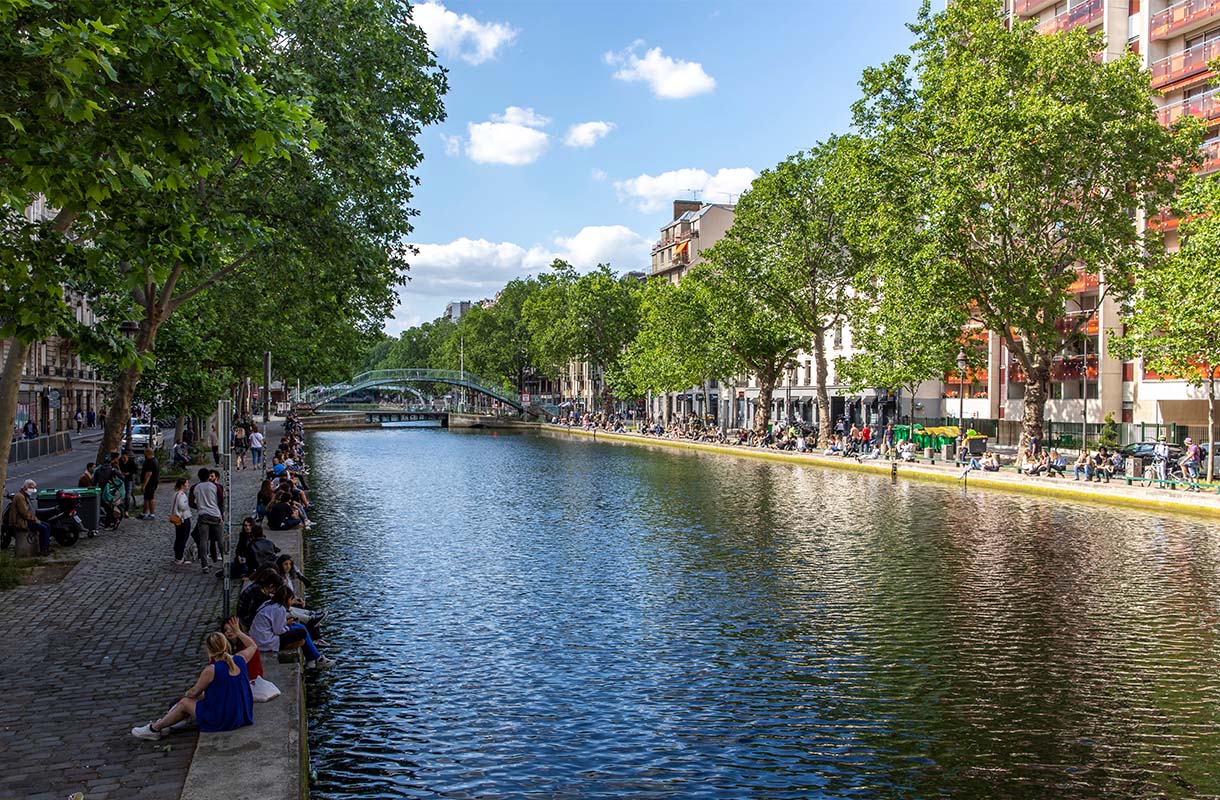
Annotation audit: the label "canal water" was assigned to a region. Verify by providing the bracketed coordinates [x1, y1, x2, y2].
[304, 429, 1220, 799]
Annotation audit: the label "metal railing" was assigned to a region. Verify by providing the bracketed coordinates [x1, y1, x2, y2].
[293, 369, 523, 411]
[7, 432, 73, 464]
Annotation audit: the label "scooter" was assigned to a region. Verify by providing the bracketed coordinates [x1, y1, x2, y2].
[35, 490, 85, 547]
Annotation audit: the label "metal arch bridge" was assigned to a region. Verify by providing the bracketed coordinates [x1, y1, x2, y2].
[293, 369, 524, 412]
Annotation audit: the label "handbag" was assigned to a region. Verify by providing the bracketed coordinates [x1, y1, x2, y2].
[169, 513, 183, 525]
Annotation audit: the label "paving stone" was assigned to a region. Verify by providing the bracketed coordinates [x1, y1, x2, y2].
[0, 423, 282, 799]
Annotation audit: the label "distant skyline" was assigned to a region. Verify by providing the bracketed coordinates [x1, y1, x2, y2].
[391, 0, 923, 334]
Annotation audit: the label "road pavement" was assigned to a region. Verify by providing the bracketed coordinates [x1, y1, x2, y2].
[4, 427, 174, 495]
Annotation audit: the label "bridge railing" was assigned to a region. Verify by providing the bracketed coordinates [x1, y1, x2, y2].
[292, 369, 524, 411]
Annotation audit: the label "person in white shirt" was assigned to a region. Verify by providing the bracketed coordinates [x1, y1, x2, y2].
[1153, 436, 1170, 486]
[248, 425, 265, 468]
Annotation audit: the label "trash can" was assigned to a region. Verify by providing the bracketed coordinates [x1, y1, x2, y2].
[967, 436, 987, 455]
[941, 443, 954, 461]
[924, 447, 935, 460]
[76, 487, 101, 533]
[35, 489, 60, 516]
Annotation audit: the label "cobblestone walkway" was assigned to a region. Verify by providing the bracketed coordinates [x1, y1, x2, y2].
[0, 424, 278, 800]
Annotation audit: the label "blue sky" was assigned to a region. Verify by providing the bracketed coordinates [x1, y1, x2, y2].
[392, 0, 924, 333]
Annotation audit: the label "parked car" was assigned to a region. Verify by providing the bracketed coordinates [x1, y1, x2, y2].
[125, 424, 164, 451]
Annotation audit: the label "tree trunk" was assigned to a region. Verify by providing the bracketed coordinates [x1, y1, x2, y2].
[175, 415, 185, 445]
[0, 339, 31, 495]
[754, 376, 776, 431]
[1020, 360, 1050, 454]
[812, 332, 831, 448]
[96, 315, 160, 461]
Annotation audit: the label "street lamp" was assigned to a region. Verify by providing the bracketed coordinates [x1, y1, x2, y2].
[956, 348, 968, 459]
[119, 320, 139, 454]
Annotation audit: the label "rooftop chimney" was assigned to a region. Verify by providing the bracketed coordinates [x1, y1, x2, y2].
[672, 199, 702, 221]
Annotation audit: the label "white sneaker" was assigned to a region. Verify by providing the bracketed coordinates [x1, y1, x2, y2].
[307, 655, 334, 670]
[131, 722, 166, 740]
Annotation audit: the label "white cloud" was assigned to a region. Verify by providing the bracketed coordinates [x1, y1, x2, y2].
[412, 1, 517, 65]
[604, 43, 715, 99]
[390, 226, 651, 330]
[464, 106, 550, 165]
[440, 133, 462, 157]
[564, 121, 616, 148]
[492, 106, 550, 127]
[614, 167, 756, 213]
[591, 168, 607, 181]
[553, 225, 649, 268]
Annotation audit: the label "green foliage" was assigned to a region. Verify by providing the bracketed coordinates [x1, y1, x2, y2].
[1099, 412, 1120, 449]
[852, 0, 1200, 449]
[1114, 173, 1220, 479]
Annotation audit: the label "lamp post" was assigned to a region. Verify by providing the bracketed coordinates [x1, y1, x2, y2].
[119, 320, 139, 453]
[785, 362, 795, 425]
[956, 348, 968, 459]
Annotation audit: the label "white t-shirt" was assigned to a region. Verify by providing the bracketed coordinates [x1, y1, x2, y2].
[249, 432, 264, 449]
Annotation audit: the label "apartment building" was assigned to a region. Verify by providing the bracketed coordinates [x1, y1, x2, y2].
[996, 0, 1216, 437]
[649, 200, 736, 284]
[2, 197, 111, 436]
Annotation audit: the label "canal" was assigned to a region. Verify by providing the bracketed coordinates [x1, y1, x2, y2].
[304, 428, 1220, 799]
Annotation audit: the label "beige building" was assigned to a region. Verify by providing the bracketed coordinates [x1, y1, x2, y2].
[649, 200, 736, 284]
[4, 196, 111, 437]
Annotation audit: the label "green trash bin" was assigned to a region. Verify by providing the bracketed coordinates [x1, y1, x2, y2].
[76, 487, 101, 533]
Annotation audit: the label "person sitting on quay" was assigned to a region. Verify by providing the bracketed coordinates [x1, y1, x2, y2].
[1090, 447, 1111, 484]
[251, 584, 333, 670]
[265, 491, 310, 531]
[1072, 450, 1093, 481]
[980, 452, 1000, 472]
[1034, 450, 1054, 477]
[131, 618, 256, 740]
[1047, 450, 1067, 478]
[276, 554, 328, 640]
[237, 568, 284, 630]
[898, 439, 917, 462]
[1106, 448, 1125, 482]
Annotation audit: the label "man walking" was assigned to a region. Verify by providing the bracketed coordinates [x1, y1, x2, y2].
[139, 446, 160, 520]
[87, 409, 95, 428]
[189, 467, 224, 573]
[74, 410, 83, 433]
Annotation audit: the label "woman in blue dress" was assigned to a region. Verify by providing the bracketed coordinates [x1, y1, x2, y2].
[132, 617, 255, 739]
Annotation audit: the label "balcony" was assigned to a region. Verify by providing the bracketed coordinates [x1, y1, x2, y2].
[1201, 137, 1220, 172]
[1036, 0, 1103, 35]
[1152, 0, 1220, 40]
[1014, 0, 1057, 15]
[1158, 87, 1220, 125]
[1150, 38, 1220, 88]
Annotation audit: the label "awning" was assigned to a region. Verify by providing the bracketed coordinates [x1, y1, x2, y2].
[674, 240, 690, 257]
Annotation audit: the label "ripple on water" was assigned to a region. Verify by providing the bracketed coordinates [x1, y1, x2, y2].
[304, 429, 1220, 799]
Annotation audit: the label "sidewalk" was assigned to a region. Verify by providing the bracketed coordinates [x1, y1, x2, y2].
[0, 423, 282, 800]
[545, 425, 1220, 519]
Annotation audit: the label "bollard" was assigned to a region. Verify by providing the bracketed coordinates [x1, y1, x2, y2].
[891, 461, 898, 481]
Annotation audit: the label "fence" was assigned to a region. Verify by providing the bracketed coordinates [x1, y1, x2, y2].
[7, 432, 73, 464]
[910, 417, 1216, 451]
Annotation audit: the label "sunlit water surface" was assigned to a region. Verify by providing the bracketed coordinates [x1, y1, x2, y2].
[304, 429, 1220, 799]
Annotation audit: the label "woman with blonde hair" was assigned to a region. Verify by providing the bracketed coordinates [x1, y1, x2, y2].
[132, 617, 256, 739]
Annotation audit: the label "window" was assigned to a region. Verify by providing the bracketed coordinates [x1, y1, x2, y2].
[833, 322, 843, 349]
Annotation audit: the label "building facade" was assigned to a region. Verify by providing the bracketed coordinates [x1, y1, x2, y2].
[1002, 0, 1217, 438]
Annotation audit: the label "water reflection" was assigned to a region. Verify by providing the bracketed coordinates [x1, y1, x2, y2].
[305, 429, 1220, 799]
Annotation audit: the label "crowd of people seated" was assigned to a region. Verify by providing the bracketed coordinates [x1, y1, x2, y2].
[132, 412, 333, 742]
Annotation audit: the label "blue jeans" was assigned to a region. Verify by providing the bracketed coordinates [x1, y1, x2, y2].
[28, 520, 50, 552]
[281, 624, 320, 661]
[251, 447, 263, 467]
[1074, 465, 1092, 480]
